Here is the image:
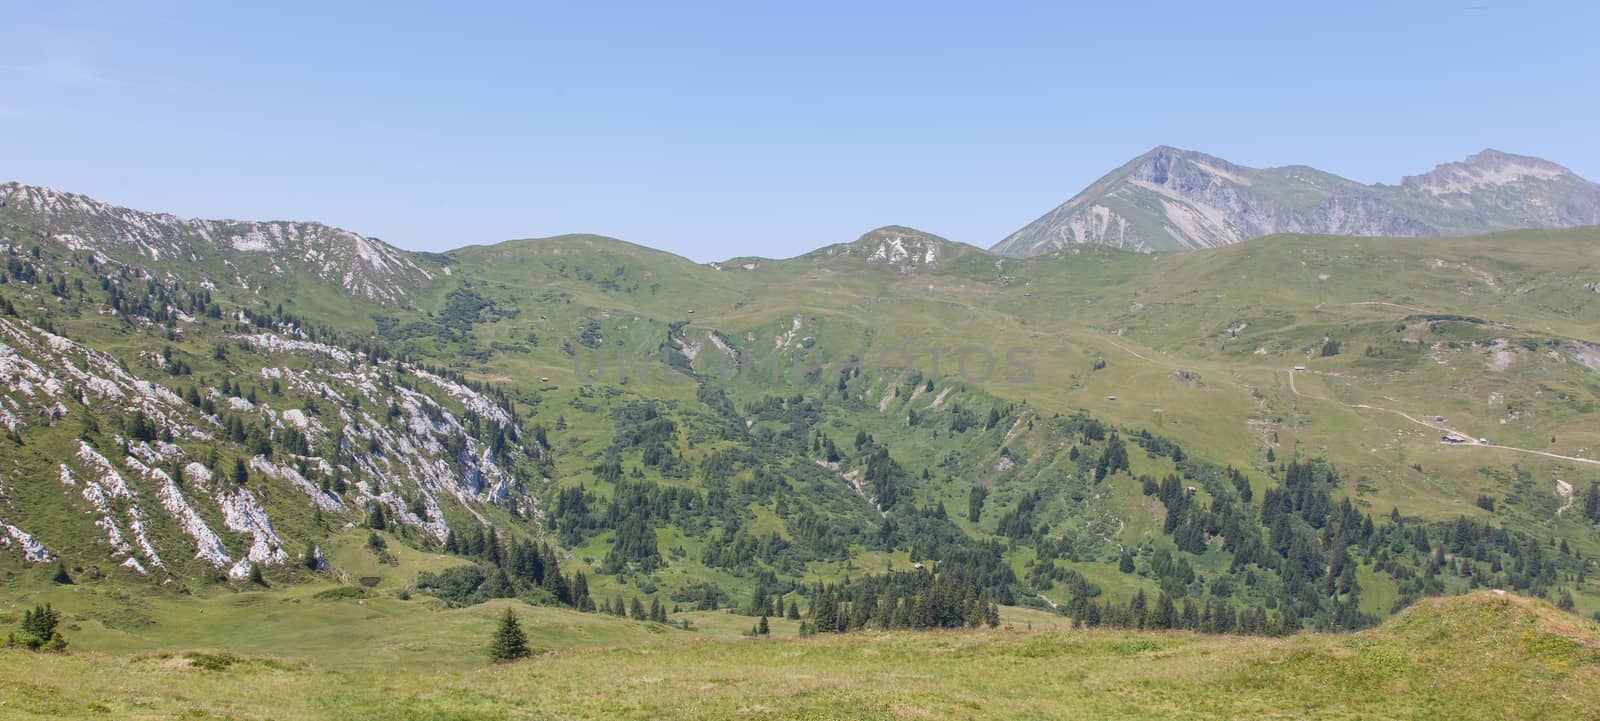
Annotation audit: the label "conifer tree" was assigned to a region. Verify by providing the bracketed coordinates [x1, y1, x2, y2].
[8, 603, 66, 652]
[489, 608, 530, 662]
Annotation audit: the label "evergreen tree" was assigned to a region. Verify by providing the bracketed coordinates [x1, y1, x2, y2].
[8, 603, 66, 652]
[367, 502, 388, 530]
[573, 571, 590, 609]
[489, 608, 531, 663]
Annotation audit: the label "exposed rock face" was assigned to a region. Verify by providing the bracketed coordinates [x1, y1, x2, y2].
[816, 226, 976, 273]
[993, 148, 1600, 255]
[0, 182, 439, 303]
[0, 310, 541, 574]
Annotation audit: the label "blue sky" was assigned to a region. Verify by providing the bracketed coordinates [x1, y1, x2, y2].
[2, 1, 1596, 261]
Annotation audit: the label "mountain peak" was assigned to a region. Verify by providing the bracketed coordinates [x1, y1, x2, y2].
[1402, 149, 1577, 195]
[1464, 148, 1565, 168]
[993, 148, 1600, 256]
[838, 226, 966, 269]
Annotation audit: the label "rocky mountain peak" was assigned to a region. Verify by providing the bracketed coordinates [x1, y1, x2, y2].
[1401, 149, 1578, 196]
[836, 226, 961, 270]
[993, 148, 1600, 256]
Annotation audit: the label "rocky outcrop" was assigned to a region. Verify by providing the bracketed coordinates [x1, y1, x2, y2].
[814, 226, 978, 273]
[0, 182, 440, 303]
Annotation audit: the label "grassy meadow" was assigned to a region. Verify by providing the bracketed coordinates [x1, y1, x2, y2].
[1, 591, 1595, 720]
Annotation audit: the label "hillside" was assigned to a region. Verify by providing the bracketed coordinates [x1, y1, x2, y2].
[3, 180, 1600, 655]
[993, 147, 1600, 254]
[0, 591, 1594, 719]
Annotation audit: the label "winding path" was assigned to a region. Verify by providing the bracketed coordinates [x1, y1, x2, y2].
[1284, 368, 1600, 468]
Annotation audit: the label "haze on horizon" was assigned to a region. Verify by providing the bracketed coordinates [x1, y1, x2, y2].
[2, 0, 1597, 262]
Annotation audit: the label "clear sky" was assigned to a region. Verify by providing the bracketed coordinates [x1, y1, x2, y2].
[3, 1, 1596, 261]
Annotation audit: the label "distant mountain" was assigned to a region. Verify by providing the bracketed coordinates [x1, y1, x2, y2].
[992, 147, 1600, 255]
[713, 226, 987, 276]
[0, 182, 440, 304]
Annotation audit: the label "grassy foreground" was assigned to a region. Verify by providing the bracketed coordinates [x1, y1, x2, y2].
[1, 592, 1596, 720]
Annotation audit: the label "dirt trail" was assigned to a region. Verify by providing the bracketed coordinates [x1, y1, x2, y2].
[1348, 301, 1439, 314]
[1041, 322, 1600, 470]
[1285, 369, 1600, 468]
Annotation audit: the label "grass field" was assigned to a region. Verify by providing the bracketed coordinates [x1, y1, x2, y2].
[0, 591, 1593, 720]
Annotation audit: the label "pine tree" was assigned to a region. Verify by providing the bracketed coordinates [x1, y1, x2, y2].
[573, 571, 590, 610]
[10, 603, 65, 652]
[248, 563, 267, 587]
[489, 608, 530, 663]
[367, 502, 388, 530]
[757, 614, 770, 636]
[52, 563, 73, 585]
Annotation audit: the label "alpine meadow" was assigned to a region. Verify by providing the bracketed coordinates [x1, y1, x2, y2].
[4, 4, 1600, 718]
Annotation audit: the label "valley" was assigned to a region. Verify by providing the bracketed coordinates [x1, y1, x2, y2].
[1, 182, 1598, 719]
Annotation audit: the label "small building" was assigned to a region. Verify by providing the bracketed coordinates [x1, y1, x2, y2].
[1293, 365, 1307, 372]
[1107, 395, 1117, 401]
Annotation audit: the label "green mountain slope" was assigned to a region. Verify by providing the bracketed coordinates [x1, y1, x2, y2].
[3, 181, 1600, 641]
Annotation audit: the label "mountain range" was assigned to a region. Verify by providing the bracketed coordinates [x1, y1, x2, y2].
[993, 147, 1600, 255]
[1, 164, 1599, 660]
